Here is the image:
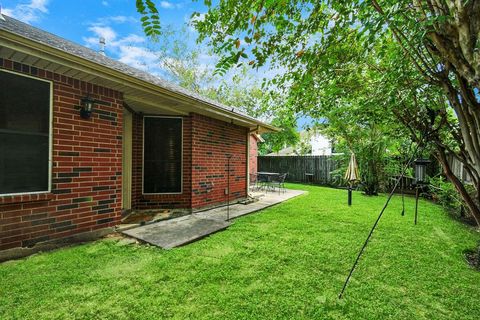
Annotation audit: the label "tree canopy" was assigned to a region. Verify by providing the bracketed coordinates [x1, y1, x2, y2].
[136, 1, 480, 225]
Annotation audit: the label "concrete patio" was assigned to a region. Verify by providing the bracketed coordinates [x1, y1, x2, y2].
[121, 189, 306, 249]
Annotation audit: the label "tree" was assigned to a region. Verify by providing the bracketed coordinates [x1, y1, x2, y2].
[151, 26, 217, 95]
[136, 1, 480, 225]
[186, 0, 480, 226]
[311, 41, 415, 196]
[323, 113, 390, 196]
[258, 115, 299, 155]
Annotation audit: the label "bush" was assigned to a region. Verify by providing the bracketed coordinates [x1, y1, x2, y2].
[429, 176, 463, 217]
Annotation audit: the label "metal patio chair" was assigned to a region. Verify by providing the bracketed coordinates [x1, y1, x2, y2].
[271, 173, 288, 194]
[256, 173, 270, 191]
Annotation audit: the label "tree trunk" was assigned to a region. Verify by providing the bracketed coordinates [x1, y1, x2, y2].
[372, 0, 480, 227]
[436, 146, 480, 227]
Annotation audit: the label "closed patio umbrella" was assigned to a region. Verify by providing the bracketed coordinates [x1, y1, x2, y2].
[344, 153, 359, 205]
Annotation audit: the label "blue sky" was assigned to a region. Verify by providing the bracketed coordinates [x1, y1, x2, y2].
[1, 0, 206, 72]
[1, 0, 313, 128]
[1, 0, 280, 85]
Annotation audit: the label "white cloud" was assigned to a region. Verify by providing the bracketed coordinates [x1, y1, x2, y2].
[2, 0, 49, 23]
[109, 15, 136, 23]
[160, 1, 184, 9]
[160, 1, 175, 9]
[101, 1, 109, 6]
[118, 46, 158, 70]
[84, 25, 145, 48]
[90, 15, 137, 27]
[87, 26, 117, 43]
[115, 34, 145, 45]
[1, 8, 14, 17]
[83, 22, 158, 73]
[29, 0, 48, 12]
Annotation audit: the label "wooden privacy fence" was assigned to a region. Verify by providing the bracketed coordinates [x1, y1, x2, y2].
[258, 156, 337, 184]
[259, 154, 471, 189]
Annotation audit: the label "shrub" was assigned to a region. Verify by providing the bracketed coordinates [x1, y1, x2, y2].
[429, 176, 463, 217]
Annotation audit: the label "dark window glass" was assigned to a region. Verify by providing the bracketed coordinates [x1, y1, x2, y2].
[143, 117, 182, 193]
[0, 71, 51, 194]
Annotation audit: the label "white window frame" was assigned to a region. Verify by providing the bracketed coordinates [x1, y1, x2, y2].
[142, 115, 183, 195]
[0, 69, 53, 197]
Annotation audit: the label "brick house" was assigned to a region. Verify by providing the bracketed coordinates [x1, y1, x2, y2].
[0, 16, 275, 258]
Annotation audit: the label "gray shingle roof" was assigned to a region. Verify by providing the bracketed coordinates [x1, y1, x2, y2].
[0, 14, 264, 124]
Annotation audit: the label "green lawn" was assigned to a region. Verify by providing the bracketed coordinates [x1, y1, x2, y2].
[1, 184, 479, 320]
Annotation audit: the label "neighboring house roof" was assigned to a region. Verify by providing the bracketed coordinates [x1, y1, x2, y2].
[266, 147, 296, 156]
[265, 129, 333, 156]
[0, 14, 278, 132]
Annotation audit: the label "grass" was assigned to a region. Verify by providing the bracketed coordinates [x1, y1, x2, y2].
[1, 184, 479, 319]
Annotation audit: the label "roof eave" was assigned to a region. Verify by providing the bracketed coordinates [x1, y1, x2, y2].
[0, 29, 279, 132]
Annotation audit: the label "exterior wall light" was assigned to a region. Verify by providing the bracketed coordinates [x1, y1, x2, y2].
[80, 95, 96, 119]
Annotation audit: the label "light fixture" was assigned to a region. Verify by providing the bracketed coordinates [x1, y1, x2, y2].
[413, 158, 430, 225]
[414, 158, 431, 185]
[80, 95, 96, 119]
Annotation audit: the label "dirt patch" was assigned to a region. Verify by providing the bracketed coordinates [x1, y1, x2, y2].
[464, 248, 480, 270]
[121, 210, 172, 224]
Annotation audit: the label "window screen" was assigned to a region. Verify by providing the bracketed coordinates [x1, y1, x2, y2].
[0, 71, 51, 195]
[143, 117, 182, 193]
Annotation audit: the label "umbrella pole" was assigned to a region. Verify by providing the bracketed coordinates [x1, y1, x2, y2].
[348, 185, 352, 206]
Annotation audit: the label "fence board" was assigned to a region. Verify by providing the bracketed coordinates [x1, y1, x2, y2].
[448, 155, 472, 184]
[258, 156, 336, 185]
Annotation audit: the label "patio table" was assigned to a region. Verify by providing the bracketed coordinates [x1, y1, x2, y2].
[257, 172, 280, 177]
[257, 172, 280, 192]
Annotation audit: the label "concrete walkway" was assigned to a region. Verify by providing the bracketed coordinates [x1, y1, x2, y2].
[121, 189, 306, 249]
[194, 189, 306, 221]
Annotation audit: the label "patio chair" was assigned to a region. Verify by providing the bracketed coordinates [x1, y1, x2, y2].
[256, 172, 270, 192]
[271, 173, 288, 194]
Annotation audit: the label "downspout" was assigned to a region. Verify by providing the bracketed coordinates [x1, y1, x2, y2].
[246, 130, 250, 197]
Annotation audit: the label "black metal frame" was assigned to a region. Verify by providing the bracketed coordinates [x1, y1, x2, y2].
[339, 142, 425, 299]
[226, 154, 232, 221]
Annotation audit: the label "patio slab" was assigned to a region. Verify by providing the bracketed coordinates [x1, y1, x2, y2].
[121, 189, 306, 249]
[194, 189, 306, 221]
[122, 216, 231, 249]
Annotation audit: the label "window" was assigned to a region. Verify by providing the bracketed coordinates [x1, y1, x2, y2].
[0, 70, 51, 195]
[143, 117, 182, 194]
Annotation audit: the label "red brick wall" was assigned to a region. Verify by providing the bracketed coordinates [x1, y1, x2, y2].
[249, 135, 258, 175]
[191, 114, 247, 208]
[131, 113, 192, 209]
[130, 113, 248, 210]
[0, 59, 123, 251]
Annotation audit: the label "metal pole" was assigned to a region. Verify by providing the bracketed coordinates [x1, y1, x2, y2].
[226, 155, 232, 221]
[348, 186, 352, 206]
[414, 186, 419, 225]
[339, 142, 422, 299]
